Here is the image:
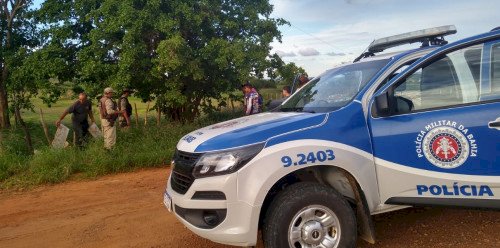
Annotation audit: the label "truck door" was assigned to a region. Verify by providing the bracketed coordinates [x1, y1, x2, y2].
[369, 31, 500, 208]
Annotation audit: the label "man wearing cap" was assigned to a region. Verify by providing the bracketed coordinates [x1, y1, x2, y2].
[56, 92, 95, 147]
[118, 88, 132, 128]
[99, 87, 124, 149]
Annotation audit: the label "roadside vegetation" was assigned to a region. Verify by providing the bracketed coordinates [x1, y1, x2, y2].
[0, 88, 284, 189]
[0, 0, 301, 189]
[0, 97, 246, 189]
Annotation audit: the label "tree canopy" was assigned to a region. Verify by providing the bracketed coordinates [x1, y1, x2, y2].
[0, 0, 304, 127]
[36, 0, 290, 120]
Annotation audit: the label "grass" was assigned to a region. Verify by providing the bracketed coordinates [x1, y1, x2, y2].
[0, 123, 197, 188]
[0, 95, 245, 189]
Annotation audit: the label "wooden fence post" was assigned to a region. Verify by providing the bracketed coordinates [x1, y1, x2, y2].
[39, 108, 52, 145]
[144, 101, 150, 126]
[134, 103, 139, 126]
[156, 106, 161, 126]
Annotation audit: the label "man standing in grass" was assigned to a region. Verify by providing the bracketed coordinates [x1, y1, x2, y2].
[99, 87, 123, 149]
[56, 92, 95, 148]
[241, 82, 262, 115]
[118, 88, 132, 128]
[266, 86, 292, 111]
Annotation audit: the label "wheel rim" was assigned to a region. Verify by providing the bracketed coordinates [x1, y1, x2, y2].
[288, 205, 341, 248]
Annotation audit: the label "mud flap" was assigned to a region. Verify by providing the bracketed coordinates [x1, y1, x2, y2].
[344, 171, 376, 244]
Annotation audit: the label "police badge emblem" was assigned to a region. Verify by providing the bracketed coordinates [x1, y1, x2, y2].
[415, 120, 478, 169]
[422, 126, 469, 169]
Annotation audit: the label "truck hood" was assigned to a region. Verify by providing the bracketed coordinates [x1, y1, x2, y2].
[177, 112, 328, 153]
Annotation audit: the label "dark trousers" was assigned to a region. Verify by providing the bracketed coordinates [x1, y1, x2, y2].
[73, 120, 90, 147]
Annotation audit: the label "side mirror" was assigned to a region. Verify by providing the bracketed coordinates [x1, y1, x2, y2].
[374, 92, 390, 117]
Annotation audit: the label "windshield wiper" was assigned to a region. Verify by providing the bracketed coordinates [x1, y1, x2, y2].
[280, 107, 315, 113]
[280, 107, 302, 112]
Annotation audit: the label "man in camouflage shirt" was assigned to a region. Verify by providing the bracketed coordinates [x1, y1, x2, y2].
[118, 88, 132, 128]
[99, 87, 124, 149]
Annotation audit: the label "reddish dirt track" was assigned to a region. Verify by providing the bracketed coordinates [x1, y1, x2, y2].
[0, 167, 499, 248]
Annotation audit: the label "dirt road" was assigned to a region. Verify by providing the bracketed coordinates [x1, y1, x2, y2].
[1, 167, 499, 248]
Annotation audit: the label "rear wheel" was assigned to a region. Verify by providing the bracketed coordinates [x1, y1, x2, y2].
[263, 182, 357, 248]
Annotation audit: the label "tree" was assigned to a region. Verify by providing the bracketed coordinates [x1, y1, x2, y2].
[267, 53, 306, 85]
[0, 0, 31, 129]
[40, 0, 287, 121]
[0, 0, 72, 152]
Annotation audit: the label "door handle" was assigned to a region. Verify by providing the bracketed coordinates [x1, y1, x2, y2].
[489, 118, 500, 130]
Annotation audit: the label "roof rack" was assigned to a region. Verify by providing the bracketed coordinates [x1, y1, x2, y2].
[354, 25, 457, 62]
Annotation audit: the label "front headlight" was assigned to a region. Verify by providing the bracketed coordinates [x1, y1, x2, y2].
[193, 143, 264, 178]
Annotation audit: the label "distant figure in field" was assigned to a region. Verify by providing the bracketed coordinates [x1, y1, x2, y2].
[241, 82, 262, 115]
[99, 87, 124, 149]
[266, 86, 292, 111]
[297, 73, 309, 90]
[118, 88, 133, 128]
[56, 92, 95, 147]
[282, 86, 291, 98]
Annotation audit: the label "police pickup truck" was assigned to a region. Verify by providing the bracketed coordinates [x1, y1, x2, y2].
[164, 26, 500, 248]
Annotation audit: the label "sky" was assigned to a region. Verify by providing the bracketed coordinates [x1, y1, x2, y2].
[269, 0, 500, 76]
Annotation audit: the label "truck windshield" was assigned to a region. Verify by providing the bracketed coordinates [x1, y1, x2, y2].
[281, 59, 390, 113]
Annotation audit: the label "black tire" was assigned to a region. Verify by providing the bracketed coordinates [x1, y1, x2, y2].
[263, 182, 357, 248]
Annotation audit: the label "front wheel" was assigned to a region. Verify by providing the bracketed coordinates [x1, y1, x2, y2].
[263, 182, 357, 248]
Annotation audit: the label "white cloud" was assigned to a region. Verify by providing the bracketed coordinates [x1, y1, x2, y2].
[275, 50, 297, 57]
[298, 47, 320, 56]
[326, 51, 346, 56]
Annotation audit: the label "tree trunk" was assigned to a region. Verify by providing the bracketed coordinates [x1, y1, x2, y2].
[0, 68, 10, 129]
[0, 128, 3, 148]
[0, 0, 4, 128]
[14, 105, 33, 155]
[0, 0, 26, 129]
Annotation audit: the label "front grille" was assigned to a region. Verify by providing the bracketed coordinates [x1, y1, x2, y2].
[176, 150, 202, 165]
[171, 150, 203, 195]
[171, 171, 194, 194]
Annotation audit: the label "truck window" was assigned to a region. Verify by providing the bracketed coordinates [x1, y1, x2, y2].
[375, 61, 416, 92]
[393, 45, 482, 112]
[492, 43, 500, 95]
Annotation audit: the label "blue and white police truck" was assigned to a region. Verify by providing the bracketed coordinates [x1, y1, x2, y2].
[164, 25, 500, 248]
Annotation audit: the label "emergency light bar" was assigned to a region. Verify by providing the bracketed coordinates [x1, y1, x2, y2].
[354, 25, 457, 62]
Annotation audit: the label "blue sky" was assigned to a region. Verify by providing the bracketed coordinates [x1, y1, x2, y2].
[269, 0, 500, 76]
